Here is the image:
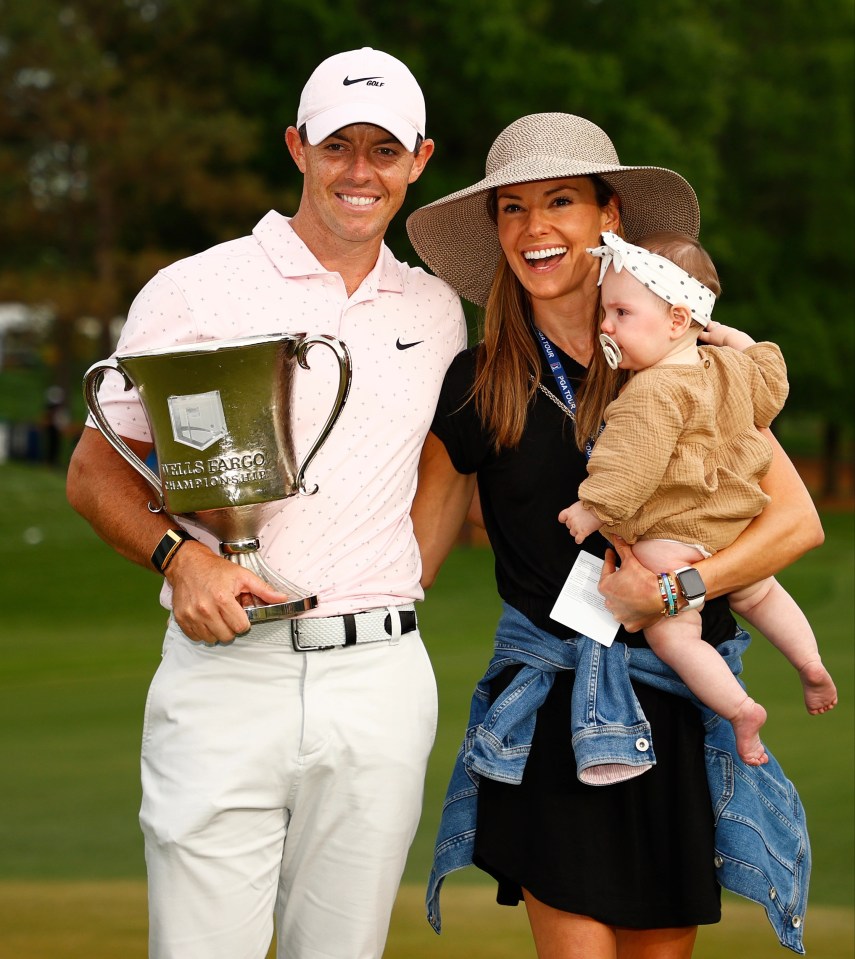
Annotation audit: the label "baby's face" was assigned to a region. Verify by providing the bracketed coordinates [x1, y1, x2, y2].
[599, 266, 675, 371]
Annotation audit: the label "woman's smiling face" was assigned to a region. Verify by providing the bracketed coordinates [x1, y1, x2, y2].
[495, 176, 619, 306]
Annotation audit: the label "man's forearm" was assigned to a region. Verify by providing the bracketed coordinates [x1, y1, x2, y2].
[67, 426, 175, 572]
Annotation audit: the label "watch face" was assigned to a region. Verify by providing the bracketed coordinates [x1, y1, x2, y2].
[677, 567, 706, 600]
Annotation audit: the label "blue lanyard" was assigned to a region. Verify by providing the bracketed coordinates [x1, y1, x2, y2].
[534, 327, 596, 459]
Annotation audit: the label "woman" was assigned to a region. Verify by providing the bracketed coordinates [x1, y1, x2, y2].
[407, 114, 821, 958]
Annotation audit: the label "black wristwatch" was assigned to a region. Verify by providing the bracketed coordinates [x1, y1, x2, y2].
[673, 566, 706, 610]
[151, 528, 195, 574]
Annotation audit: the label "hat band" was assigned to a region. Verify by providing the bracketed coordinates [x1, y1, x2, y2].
[588, 232, 715, 326]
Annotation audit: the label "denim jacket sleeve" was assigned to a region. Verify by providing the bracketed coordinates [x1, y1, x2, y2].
[702, 643, 810, 954]
[427, 608, 809, 954]
[626, 634, 810, 953]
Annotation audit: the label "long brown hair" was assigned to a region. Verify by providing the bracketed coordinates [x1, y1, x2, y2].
[574, 325, 629, 451]
[471, 175, 627, 452]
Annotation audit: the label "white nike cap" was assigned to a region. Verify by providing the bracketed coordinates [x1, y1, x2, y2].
[297, 48, 426, 151]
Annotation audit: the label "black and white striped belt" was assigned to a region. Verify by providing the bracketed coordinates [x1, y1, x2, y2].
[254, 604, 418, 651]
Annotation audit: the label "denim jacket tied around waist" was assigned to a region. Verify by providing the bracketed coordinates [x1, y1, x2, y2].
[427, 603, 810, 954]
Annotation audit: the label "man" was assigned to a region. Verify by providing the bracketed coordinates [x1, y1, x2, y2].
[67, 47, 466, 959]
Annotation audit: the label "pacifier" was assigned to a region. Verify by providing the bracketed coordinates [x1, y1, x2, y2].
[599, 333, 622, 370]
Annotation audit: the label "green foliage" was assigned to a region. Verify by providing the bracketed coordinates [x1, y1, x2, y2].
[706, 0, 855, 429]
[2, 1, 852, 442]
[0, 0, 282, 368]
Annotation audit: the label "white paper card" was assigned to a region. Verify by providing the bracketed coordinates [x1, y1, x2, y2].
[550, 550, 619, 647]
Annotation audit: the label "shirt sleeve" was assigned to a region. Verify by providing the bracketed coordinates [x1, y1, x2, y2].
[89, 271, 201, 440]
[742, 342, 789, 427]
[451, 299, 468, 356]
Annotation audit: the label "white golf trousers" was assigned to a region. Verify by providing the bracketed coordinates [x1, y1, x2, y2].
[140, 616, 438, 959]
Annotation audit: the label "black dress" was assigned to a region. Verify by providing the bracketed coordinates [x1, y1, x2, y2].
[430, 343, 730, 928]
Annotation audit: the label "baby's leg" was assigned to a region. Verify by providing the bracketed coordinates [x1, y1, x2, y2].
[730, 578, 837, 714]
[633, 540, 768, 765]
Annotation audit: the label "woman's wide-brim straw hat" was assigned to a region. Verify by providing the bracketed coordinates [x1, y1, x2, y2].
[406, 112, 700, 307]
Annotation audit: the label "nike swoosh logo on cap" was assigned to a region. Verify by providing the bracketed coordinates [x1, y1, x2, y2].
[396, 338, 423, 351]
[343, 75, 383, 86]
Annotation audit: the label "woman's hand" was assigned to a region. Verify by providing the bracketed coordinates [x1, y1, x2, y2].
[598, 537, 663, 632]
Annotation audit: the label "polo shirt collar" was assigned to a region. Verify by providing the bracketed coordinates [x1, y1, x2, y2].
[253, 210, 404, 296]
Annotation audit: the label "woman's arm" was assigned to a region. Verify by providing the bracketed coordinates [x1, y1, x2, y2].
[697, 428, 823, 596]
[412, 431, 477, 588]
[598, 429, 823, 631]
[467, 485, 485, 529]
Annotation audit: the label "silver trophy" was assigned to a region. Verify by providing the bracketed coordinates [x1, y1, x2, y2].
[83, 332, 352, 623]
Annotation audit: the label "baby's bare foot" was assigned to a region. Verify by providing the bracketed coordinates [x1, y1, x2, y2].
[731, 697, 768, 766]
[799, 660, 838, 714]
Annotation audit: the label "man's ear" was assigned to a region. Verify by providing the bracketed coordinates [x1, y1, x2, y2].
[669, 304, 693, 337]
[408, 137, 435, 183]
[285, 126, 307, 173]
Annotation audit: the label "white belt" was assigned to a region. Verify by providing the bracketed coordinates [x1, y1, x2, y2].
[251, 604, 418, 651]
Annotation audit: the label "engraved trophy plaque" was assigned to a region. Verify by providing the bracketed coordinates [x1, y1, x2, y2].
[83, 332, 352, 624]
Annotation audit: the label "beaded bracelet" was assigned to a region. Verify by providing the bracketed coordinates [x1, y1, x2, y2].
[657, 572, 678, 617]
[663, 572, 679, 616]
[666, 572, 680, 607]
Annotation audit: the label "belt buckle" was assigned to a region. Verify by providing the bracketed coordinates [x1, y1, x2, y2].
[290, 619, 336, 652]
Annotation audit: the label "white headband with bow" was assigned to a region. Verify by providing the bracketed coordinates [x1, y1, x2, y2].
[587, 231, 716, 327]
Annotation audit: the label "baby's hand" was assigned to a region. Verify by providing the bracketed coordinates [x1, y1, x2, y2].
[558, 502, 603, 544]
[699, 320, 756, 351]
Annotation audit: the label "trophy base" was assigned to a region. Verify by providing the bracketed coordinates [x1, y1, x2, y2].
[223, 540, 319, 624]
[243, 595, 318, 624]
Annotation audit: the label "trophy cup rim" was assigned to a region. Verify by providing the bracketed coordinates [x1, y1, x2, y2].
[118, 332, 306, 361]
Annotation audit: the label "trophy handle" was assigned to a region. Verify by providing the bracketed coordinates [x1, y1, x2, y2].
[83, 359, 166, 513]
[293, 334, 352, 495]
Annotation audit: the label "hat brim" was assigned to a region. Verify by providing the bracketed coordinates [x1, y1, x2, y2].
[304, 104, 421, 151]
[407, 162, 700, 306]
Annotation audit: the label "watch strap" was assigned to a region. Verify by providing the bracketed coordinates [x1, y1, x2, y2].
[151, 528, 195, 574]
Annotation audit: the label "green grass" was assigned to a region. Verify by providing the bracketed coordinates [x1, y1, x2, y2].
[0, 881, 847, 959]
[0, 461, 852, 955]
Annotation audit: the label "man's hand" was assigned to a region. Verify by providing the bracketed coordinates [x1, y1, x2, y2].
[166, 542, 293, 645]
[598, 537, 662, 632]
[558, 501, 603, 544]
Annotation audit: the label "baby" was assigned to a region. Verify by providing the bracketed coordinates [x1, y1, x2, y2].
[560, 231, 837, 764]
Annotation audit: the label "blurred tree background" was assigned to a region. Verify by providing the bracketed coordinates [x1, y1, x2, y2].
[0, 0, 852, 489]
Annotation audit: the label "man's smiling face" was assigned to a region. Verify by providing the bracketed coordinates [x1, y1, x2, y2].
[288, 123, 432, 252]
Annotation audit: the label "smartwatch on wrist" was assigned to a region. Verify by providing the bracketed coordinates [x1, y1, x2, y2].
[673, 566, 706, 610]
[151, 528, 195, 574]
